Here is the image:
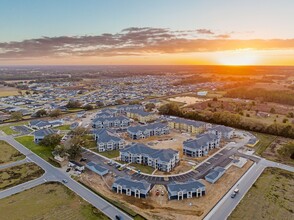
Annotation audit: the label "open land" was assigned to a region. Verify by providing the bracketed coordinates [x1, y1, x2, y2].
[0, 162, 44, 191]
[229, 167, 294, 220]
[0, 140, 25, 164]
[0, 183, 109, 220]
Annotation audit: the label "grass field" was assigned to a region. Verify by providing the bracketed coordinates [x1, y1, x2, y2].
[0, 183, 109, 220]
[15, 135, 60, 167]
[229, 168, 294, 220]
[0, 121, 28, 135]
[98, 149, 120, 158]
[0, 163, 44, 191]
[129, 163, 155, 174]
[56, 124, 71, 130]
[250, 132, 277, 155]
[0, 86, 20, 97]
[0, 140, 25, 164]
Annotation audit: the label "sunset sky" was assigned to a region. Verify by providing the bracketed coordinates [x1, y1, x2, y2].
[1, 0, 294, 65]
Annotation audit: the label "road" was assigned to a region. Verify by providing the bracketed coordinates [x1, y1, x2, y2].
[205, 157, 294, 220]
[0, 157, 29, 170]
[0, 135, 132, 220]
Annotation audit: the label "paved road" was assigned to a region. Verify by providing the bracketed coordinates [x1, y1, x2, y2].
[0, 135, 132, 220]
[0, 157, 29, 170]
[205, 158, 294, 220]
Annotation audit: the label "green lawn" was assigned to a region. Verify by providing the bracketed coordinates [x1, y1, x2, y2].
[0, 121, 28, 135]
[229, 168, 294, 220]
[56, 124, 71, 130]
[250, 131, 277, 155]
[15, 136, 60, 167]
[98, 149, 120, 158]
[0, 163, 44, 191]
[0, 183, 109, 220]
[0, 140, 25, 164]
[129, 163, 155, 174]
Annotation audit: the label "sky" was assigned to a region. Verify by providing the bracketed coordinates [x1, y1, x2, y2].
[0, 0, 294, 65]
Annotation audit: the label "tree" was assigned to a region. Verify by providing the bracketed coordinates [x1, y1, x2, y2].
[49, 109, 62, 118]
[54, 145, 66, 157]
[35, 109, 47, 117]
[66, 136, 83, 159]
[145, 103, 155, 111]
[270, 107, 276, 114]
[83, 104, 93, 111]
[129, 100, 141, 105]
[212, 97, 218, 101]
[10, 111, 22, 121]
[39, 134, 62, 148]
[96, 101, 104, 107]
[70, 126, 89, 136]
[25, 91, 31, 96]
[283, 118, 288, 123]
[17, 90, 22, 96]
[66, 100, 81, 109]
[287, 112, 294, 118]
[158, 103, 182, 116]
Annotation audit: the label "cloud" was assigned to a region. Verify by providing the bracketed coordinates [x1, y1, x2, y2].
[0, 27, 294, 59]
[196, 29, 214, 35]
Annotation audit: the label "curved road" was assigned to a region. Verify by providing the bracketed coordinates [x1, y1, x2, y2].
[0, 135, 132, 220]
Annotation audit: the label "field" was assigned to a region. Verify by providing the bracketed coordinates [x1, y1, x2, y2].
[0, 140, 25, 164]
[98, 149, 120, 158]
[15, 135, 60, 167]
[0, 183, 109, 220]
[250, 132, 277, 155]
[0, 86, 20, 97]
[229, 168, 294, 220]
[0, 163, 44, 190]
[129, 163, 155, 174]
[79, 160, 253, 220]
[56, 124, 71, 130]
[262, 138, 294, 166]
[0, 121, 28, 135]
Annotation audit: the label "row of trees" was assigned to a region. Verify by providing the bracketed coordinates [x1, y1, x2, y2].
[159, 103, 294, 139]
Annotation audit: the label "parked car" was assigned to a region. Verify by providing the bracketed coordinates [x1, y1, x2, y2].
[66, 168, 71, 172]
[62, 179, 68, 184]
[115, 215, 121, 220]
[231, 192, 237, 198]
[115, 164, 121, 169]
[234, 188, 239, 194]
[80, 157, 87, 162]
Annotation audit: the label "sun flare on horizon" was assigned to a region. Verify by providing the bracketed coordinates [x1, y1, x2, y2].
[217, 49, 259, 66]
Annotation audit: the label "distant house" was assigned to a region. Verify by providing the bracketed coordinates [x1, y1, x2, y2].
[29, 119, 63, 130]
[126, 109, 157, 123]
[183, 133, 220, 157]
[167, 179, 206, 200]
[68, 160, 85, 172]
[127, 122, 169, 140]
[86, 161, 109, 176]
[116, 105, 144, 114]
[197, 91, 208, 96]
[33, 128, 56, 143]
[256, 111, 270, 118]
[168, 117, 206, 134]
[205, 166, 226, 183]
[120, 143, 179, 172]
[112, 177, 151, 198]
[208, 125, 235, 139]
[93, 128, 125, 152]
[92, 116, 130, 129]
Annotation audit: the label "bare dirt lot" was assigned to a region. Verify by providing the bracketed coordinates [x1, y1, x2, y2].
[80, 160, 253, 220]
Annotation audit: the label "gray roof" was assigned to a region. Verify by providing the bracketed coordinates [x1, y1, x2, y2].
[93, 116, 130, 124]
[127, 122, 168, 134]
[113, 177, 151, 191]
[167, 179, 205, 193]
[170, 117, 206, 127]
[121, 143, 178, 163]
[209, 125, 234, 133]
[183, 133, 219, 150]
[127, 109, 151, 117]
[94, 128, 123, 143]
[86, 161, 108, 173]
[205, 166, 226, 181]
[34, 128, 56, 137]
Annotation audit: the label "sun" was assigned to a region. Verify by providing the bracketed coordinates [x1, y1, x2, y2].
[217, 49, 259, 66]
